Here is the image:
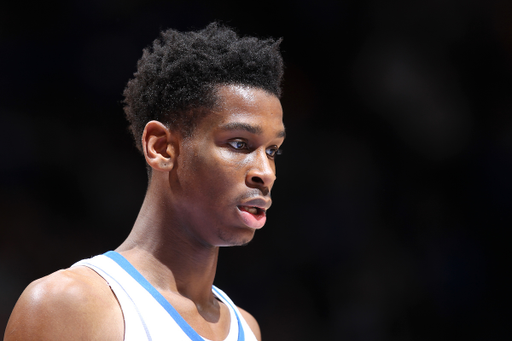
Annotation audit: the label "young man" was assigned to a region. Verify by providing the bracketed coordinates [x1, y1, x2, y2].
[4, 23, 285, 341]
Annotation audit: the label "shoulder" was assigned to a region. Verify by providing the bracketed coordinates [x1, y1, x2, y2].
[237, 306, 262, 341]
[4, 266, 124, 341]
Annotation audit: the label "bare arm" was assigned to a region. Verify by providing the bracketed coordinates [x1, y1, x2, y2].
[4, 267, 123, 341]
[238, 307, 261, 341]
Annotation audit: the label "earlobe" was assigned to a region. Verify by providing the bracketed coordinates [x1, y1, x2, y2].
[142, 121, 178, 172]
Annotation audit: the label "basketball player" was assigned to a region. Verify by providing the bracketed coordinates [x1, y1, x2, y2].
[4, 22, 285, 341]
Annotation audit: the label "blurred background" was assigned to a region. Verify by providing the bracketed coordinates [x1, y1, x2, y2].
[1, 0, 510, 340]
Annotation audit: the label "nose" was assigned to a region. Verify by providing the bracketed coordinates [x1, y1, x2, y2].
[246, 150, 276, 193]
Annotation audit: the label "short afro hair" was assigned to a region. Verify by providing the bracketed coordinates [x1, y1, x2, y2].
[123, 22, 284, 152]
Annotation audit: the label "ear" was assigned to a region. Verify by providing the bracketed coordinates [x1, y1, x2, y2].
[142, 120, 179, 172]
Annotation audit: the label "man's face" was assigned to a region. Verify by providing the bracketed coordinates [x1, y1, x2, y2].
[169, 84, 285, 247]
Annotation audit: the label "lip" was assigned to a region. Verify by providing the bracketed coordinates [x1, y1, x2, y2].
[236, 197, 271, 229]
[239, 197, 272, 211]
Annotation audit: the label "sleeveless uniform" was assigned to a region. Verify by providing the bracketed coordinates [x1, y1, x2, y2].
[72, 251, 257, 341]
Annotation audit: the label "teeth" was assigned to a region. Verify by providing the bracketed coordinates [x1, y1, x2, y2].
[242, 206, 258, 214]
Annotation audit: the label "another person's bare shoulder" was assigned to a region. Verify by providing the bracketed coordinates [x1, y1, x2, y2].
[4, 266, 123, 341]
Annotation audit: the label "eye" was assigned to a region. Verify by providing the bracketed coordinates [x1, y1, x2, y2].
[266, 146, 282, 158]
[228, 140, 248, 150]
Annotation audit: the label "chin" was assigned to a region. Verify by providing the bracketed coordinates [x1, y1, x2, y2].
[217, 227, 255, 247]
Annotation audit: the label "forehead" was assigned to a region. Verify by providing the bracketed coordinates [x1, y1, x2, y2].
[198, 84, 285, 135]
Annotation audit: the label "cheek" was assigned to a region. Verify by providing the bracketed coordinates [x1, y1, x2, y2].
[217, 149, 251, 172]
[187, 149, 243, 194]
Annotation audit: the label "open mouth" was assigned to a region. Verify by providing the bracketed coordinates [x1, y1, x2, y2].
[238, 205, 265, 217]
[236, 200, 269, 229]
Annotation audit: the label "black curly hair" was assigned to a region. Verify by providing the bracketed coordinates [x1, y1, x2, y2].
[123, 22, 284, 152]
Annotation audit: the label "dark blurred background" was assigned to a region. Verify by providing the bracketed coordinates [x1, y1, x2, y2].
[1, 0, 510, 340]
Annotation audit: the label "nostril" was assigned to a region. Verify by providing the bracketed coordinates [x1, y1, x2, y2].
[251, 176, 264, 184]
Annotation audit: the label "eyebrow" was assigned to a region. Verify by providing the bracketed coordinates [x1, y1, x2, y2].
[219, 122, 286, 138]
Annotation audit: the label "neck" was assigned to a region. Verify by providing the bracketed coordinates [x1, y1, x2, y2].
[116, 177, 220, 305]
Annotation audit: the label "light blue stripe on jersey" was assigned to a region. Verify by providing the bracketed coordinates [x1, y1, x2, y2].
[212, 286, 245, 341]
[104, 251, 244, 341]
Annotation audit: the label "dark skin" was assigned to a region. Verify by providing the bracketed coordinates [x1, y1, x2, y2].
[4, 84, 285, 341]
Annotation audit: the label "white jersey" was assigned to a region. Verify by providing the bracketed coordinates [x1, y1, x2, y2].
[72, 251, 257, 341]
